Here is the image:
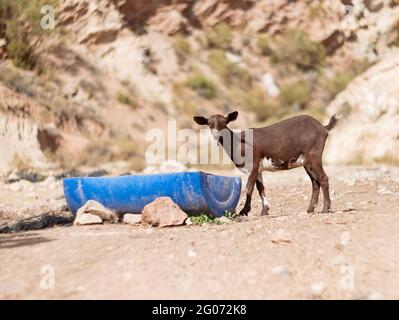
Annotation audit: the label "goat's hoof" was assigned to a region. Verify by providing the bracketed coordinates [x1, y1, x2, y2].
[307, 208, 315, 213]
[321, 208, 331, 214]
[261, 206, 270, 216]
[239, 208, 250, 216]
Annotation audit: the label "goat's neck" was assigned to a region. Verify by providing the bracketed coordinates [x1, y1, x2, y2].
[217, 127, 242, 165]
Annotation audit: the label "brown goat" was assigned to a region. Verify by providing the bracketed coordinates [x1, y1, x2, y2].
[193, 112, 339, 216]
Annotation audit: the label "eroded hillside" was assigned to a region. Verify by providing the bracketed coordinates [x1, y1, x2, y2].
[1, 0, 399, 174]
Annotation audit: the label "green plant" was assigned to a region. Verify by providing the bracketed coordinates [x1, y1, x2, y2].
[207, 49, 252, 88]
[322, 71, 354, 100]
[190, 213, 221, 225]
[186, 72, 217, 99]
[308, 3, 328, 20]
[205, 22, 233, 49]
[270, 30, 326, 71]
[116, 91, 138, 109]
[257, 35, 273, 55]
[10, 153, 32, 172]
[0, 0, 58, 70]
[279, 80, 311, 108]
[223, 211, 234, 219]
[339, 102, 353, 118]
[173, 33, 191, 61]
[244, 86, 280, 122]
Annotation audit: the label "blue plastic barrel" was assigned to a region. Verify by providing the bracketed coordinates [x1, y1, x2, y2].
[63, 171, 242, 217]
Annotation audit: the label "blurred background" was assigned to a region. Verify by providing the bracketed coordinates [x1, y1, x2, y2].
[1, 0, 399, 177]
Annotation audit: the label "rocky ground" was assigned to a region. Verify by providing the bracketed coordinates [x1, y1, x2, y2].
[1, 165, 398, 299]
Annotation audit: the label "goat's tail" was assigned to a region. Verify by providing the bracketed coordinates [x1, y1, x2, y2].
[324, 114, 340, 132]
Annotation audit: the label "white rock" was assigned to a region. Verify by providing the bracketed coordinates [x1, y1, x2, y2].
[261, 73, 280, 97]
[185, 217, 193, 225]
[74, 213, 103, 226]
[187, 249, 197, 258]
[218, 216, 232, 224]
[340, 231, 351, 246]
[77, 200, 118, 223]
[123, 213, 142, 225]
[270, 229, 292, 244]
[367, 292, 384, 300]
[310, 282, 325, 298]
[225, 51, 242, 64]
[159, 160, 187, 173]
[272, 266, 291, 277]
[7, 183, 21, 192]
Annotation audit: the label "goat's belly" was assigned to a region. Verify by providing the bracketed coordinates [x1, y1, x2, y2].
[260, 154, 307, 172]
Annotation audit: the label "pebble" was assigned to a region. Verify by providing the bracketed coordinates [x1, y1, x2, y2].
[309, 282, 325, 298]
[123, 213, 142, 225]
[218, 216, 232, 224]
[270, 229, 292, 244]
[272, 266, 291, 277]
[74, 213, 103, 226]
[187, 249, 197, 258]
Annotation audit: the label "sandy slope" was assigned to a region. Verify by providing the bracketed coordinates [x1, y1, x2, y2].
[0, 165, 399, 299]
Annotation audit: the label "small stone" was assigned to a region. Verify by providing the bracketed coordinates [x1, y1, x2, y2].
[218, 216, 232, 224]
[340, 231, 351, 246]
[7, 183, 21, 192]
[187, 249, 197, 258]
[272, 266, 291, 277]
[309, 282, 325, 298]
[123, 213, 141, 225]
[74, 213, 103, 226]
[77, 200, 118, 223]
[185, 217, 193, 225]
[270, 229, 292, 244]
[367, 292, 384, 300]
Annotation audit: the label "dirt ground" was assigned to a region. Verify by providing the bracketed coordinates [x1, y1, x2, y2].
[1, 165, 399, 299]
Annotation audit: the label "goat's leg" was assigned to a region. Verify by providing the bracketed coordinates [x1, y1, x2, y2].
[256, 173, 270, 215]
[239, 167, 259, 216]
[304, 164, 320, 213]
[310, 160, 331, 213]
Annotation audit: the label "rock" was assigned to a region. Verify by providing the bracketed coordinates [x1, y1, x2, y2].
[309, 282, 325, 298]
[159, 160, 187, 173]
[143, 161, 187, 174]
[272, 265, 292, 277]
[0, 38, 6, 60]
[7, 183, 22, 192]
[185, 217, 193, 226]
[261, 73, 280, 97]
[364, 0, 385, 12]
[218, 216, 232, 224]
[325, 54, 399, 164]
[225, 52, 242, 64]
[148, 8, 189, 35]
[270, 229, 292, 244]
[187, 248, 197, 258]
[141, 197, 188, 227]
[367, 292, 384, 300]
[123, 213, 142, 225]
[76, 200, 118, 223]
[340, 231, 351, 246]
[74, 213, 103, 226]
[37, 124, 63, 153]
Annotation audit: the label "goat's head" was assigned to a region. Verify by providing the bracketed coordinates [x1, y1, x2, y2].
[193, 111, 238, 137]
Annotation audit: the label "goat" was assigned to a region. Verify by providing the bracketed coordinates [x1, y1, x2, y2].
[193, 111, 339, 216]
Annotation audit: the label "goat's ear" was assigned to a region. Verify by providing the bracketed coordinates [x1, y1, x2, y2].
[193, 116, 208, 125]
[226, 111, 238, 124]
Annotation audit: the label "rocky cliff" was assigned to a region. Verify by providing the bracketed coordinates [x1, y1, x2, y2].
[1, 0, 399, 173]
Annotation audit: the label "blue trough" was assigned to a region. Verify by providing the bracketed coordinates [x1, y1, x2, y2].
[63, 171, 242, 217]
